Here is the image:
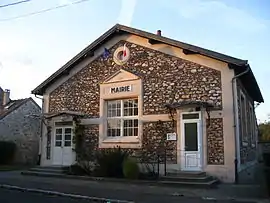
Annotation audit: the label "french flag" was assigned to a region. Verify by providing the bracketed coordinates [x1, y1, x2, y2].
[123, 43, 127, 57]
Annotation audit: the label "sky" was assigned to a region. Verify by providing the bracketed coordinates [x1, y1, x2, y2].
[0, 0, 269, 122]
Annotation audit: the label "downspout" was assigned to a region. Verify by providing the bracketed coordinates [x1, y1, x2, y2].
[231, 64, 250, 184]
[35, 94, 44, 165]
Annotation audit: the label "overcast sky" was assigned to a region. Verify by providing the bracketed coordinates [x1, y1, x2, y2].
[0, 0, 269, 122]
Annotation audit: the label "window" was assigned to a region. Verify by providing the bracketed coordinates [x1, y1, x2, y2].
[249, 103, 255, 144]
[240, 92, 248, 142]
[182, 113, 200, 120]
[54, 127, 73, 147]
[107, 99, 138, 137]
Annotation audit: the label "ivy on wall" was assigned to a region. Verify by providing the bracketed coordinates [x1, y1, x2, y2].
[73, 116, 85, 160]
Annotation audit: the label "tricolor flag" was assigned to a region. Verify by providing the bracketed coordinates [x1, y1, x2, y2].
[123, 43, 127, 57]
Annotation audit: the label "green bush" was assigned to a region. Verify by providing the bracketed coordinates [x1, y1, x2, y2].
[123, 157, 139, 179]
[0, 141, 16, 165]
[94, 147, 128, 178]
[66, 164, 87, 175]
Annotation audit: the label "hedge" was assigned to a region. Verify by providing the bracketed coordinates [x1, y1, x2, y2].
[0, 141, 16, 165]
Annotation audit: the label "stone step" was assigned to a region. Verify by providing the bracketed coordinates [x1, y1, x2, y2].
[158, 179, 219, 188]
[166, 171, 206, 177]
[160, 174, 215, 183]
[34, 166, 67, 170]
[28, 167, 66, 174]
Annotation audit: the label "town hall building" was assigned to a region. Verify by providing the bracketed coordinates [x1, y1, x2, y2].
[31, 24, 263, 183]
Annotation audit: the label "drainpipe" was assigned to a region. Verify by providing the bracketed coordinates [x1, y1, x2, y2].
[231, 64, 250, 184]
[35, 94, 44, 165]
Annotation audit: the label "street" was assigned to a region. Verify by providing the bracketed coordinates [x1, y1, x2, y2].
[0, 171, 263, 203]
[0, 188, 87, 203]
[0, 187, 255, 203]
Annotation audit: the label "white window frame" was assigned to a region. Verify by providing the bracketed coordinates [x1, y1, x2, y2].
[106, 99, 139, 138]
[239, 90, 248, 144]
[54, 126, 73, 148]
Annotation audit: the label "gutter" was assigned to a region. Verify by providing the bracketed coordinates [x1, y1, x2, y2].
[35, 94, 43, 165]
[231, 64, 250, 184]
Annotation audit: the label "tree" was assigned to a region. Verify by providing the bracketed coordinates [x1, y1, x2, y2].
[259, 117, 270, 141]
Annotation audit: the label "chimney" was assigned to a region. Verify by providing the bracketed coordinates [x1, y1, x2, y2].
[157, 30, 162, 36]
[3, 89, 10, 106]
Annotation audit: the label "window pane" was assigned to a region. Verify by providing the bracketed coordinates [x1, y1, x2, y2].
[56, 128, 62, 134]
[123, 128, 128, 137]
[182, 114, 199, 120]
[184, 123, 198, 151]
[107, 119, 121, 137]
[117, 101, 121, 108]
[123, 119, 138, 136]
[56, 134, 62, 141]
[123, 99, 138, 116]
[240, 95, 247, 141]
[55, 121, 73, 126]
[128, 128, 133, 136]
[65, 134, 71, 141]
[64, 141, 71, 147]
[108, 129, 121, 137]
[65, 128, 72, 134]
[107, 100, 121, 117]
[134, 108, 138, 116]
[133, 128, 138, 137]
[55, 141, 62, 147]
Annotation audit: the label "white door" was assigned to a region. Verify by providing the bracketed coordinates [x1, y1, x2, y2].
[180, 112, 202, 171]
[53, 127, 74, 166]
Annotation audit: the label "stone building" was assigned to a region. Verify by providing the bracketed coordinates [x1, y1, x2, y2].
[0, 88, 41, 165]
[31, 24, 263, 183]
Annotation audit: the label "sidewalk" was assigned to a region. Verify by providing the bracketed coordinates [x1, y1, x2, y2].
[0, 171, 268, 202]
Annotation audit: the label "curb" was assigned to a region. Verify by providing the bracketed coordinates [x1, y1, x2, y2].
[0, 184, 134, 203]
[172, 192, 270, 203]
[21, 171, 217, 189]
[19, 172, 269, 203]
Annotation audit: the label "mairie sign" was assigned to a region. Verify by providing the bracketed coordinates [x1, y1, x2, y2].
[110, 85, 132, 93]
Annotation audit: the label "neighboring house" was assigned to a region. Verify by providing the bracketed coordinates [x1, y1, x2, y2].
[0, 88, 41, 165]
[31, 24, 263, 183]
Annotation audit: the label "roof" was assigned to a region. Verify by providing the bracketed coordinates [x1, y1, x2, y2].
[31, 24, 263, 102]
[0, 97, 41, 120]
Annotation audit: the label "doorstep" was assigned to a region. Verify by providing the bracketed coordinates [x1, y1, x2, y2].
[21, 171, 218, 189]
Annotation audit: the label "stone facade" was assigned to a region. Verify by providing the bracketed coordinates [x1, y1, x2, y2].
[82, 124, 99, 158]
[206, 118, 224, 165]
[49, 40, 222, 116]
[0, 99, 41, 165]
[48, 40, 223, 166]
[141, 121, 177, 164]
[78, 122, 177, 164]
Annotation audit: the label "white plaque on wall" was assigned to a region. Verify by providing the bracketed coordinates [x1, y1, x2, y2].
[166, 132, 177, 141]
[110, 85, 132, 93]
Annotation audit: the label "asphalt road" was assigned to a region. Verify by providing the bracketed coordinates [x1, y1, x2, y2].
[0, 188, 256, 203]
[0, 171, 261, 203]
[0, 188, 92, 203]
